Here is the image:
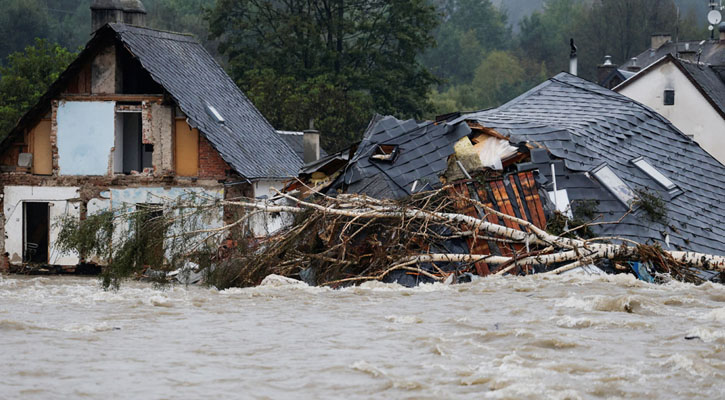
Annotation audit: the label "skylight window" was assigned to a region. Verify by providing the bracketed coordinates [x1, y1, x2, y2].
[631, 157, 677, 191]
[592, 164, 637, 206]
[205, 103, 225, 124]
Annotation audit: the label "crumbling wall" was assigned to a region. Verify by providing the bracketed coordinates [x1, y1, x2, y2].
[3, 185, 82, 265]
[91, 44, 120, 94]
[150, 103, 173, 174]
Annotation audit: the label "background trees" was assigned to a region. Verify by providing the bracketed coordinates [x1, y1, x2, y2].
[0, 0, 713, 147]
[206, 0, 438, 150]
[0, 39, 76, 137]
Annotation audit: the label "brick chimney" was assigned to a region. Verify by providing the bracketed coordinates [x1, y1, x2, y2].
[597, 55, 618, 85]
[91, 0, 147, 32]
[720, 23, 725, 42]
[651, 33, 671, 50]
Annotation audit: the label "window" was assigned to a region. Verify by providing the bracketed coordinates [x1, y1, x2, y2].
[631, 157, 677, 191]
[664, 89, 675, 106]
[370, 144, 399, 162]
[592, 164, 637, 206]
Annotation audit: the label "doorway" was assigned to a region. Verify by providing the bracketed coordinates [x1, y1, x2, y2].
[23, 202, 49, 264]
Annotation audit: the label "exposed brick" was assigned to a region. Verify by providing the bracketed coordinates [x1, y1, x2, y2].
[198, 135, 230, 179]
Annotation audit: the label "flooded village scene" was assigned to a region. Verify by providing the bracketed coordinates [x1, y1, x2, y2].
[3, 0, 725, 398]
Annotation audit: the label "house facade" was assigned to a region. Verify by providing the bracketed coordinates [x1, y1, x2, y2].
[614, 54, 725, 165]
[0, 1, 301, 271]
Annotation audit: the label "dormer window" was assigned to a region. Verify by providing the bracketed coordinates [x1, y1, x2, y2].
[664, 89, 675, 106]
[631, 157, 677, 191]
[592, 164, 637, 206]
[370, 144, 399, 162]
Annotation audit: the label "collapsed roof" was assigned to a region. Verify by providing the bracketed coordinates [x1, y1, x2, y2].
[457, 72, 725, 256]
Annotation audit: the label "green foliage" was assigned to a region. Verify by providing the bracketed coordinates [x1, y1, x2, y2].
[546, 199, 599, 239]
[0, 39, 76, 139]
[207, 0, 439, 150]
[634, 188, 668, 225]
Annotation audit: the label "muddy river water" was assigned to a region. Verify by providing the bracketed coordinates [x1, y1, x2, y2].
[1, 273, 724, 399]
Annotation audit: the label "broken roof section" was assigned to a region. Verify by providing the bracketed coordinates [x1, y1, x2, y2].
[330, 115, 471, 199]
[458, 72, 725, 256]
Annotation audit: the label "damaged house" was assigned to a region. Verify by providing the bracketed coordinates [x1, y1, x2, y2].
[290, 72, 725, 283]
[0, 1, 301, 272]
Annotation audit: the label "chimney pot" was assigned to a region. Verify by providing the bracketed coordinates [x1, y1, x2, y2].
[303, 129, 320, 164]
[651, 33, 671, 50]
[91, 0, 146, 31]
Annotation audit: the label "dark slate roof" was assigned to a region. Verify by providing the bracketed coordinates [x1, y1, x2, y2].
[458, 72, 725, 256]
[333, 115, 470, 199]
[276, 131, 328, 161]
[623, 40, 725, 70]
[109, 24, 300, 179]
[680, 61, 725, 115]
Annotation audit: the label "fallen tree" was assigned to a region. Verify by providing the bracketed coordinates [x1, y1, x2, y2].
[55, 185, 725, 289]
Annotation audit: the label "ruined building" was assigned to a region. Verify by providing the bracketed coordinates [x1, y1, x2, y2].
[0, 0, 302, 271]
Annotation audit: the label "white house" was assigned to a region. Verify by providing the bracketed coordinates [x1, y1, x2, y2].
[614, 54, 725, 165]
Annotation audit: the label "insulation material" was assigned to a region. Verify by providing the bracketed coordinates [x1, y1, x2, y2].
[2, 186, 81, 266]
[453, 136, 483, 173]
[56, 101, 115, 175]
[472, 136, 520, 171]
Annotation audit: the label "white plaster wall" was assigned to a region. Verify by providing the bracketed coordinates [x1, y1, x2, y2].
[109, 187, 225, 265]
[250, 180, 294, 237]
[57, 101, 116, 175]
[3, 186, 81, 266]
[617, 63, 725, 165]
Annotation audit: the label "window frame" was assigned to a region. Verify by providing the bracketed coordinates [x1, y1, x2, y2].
[591, 163, 638, 207]
[630, 156, 678, 193]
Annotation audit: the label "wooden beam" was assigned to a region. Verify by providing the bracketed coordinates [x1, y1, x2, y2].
[60, 94, 165, 102]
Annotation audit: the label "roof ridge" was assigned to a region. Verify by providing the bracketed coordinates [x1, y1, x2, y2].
[109, 23, 197, 41]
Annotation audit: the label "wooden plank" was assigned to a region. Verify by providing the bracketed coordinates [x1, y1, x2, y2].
[509, 174, 529, 225]
[31, 120, 52, 175]
[175, 120, 199, 176]
[520, 171, 546, 229]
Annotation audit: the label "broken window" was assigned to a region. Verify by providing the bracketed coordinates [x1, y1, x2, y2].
[370, 144, 399, 162]
[664, 89, 675, 106]
[592, 164, 637, 206]
[631, 157, 677, 191]
[114, 110, 153, 174]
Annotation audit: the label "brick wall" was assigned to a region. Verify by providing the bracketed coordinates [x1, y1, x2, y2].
[199, 135, 230, 179]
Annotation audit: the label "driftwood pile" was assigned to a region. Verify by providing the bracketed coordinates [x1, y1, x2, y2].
[208, 186, 725, 288]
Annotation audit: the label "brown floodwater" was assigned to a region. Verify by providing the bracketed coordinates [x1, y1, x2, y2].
[1, 273, 724, 399]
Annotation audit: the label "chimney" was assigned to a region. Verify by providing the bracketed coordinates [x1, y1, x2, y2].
[597, 55, 618, 85]
[303, 120, 320, 164]
[651, 33, 671, 50]
[720, 23, 725, 42]
[91, 0, 146, 32]
[569, 38, 578, 76]
[626, 57, 641, 73]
